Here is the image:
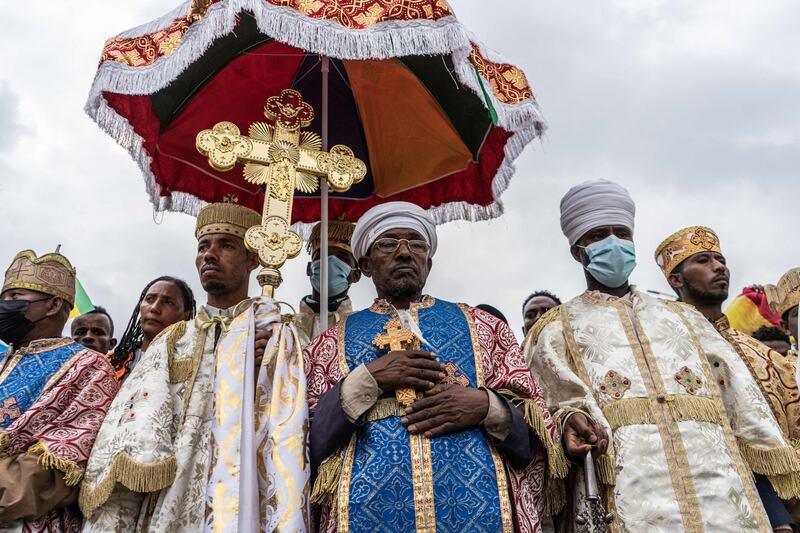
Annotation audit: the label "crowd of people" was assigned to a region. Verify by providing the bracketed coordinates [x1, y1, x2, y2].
[1, 178, 798, 532]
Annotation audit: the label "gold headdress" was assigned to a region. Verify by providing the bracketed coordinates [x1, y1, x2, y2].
[655, 226, 721, 278]
[2, 250, 77, 305]
[195, 202, 261, 240]
[765, 268, 800, 317]
[306, 219, 356, 256]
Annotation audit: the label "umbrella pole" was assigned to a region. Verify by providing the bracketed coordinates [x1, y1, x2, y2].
[320, 55, 330, 332]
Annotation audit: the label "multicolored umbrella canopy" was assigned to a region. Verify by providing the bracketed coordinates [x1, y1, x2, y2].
[87, 0, 545, 225]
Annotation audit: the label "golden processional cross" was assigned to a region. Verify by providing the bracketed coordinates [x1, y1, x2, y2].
[373, 317, 421, 407]
[196, 89, 367, 295]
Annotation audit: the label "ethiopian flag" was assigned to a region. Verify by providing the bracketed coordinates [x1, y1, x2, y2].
[69, 279, 95, 320]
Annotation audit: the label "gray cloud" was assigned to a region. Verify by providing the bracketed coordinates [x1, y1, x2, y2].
[0, 1, 797, 338]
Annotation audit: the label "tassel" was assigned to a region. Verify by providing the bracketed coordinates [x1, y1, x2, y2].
[595, 453, 617, 487]
[0, 430, 8, 453]
[27, 440, 84, 486]
[310, 453, 343, 505]
[79, 453, 177, 519]
[544, 475, 566, 516]
[515, 396, 569, 479]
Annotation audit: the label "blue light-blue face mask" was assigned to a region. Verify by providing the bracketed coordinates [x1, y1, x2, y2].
[310, 255, 353, 297]
[578, 235, 637, 288]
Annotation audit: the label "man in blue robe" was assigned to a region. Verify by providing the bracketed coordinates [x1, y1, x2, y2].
[304, 202, 567, 533]
[0, 250, 117, 531]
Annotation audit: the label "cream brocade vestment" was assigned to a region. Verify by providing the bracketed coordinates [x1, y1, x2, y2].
[79, 298, 309, 532]
[527, 290, 800, 533]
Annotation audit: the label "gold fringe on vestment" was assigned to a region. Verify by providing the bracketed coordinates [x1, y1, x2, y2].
[496, 390, 569, 480]
[595, 453, 617, 486]
[736, 438, 800, 499]
[0, 430, 8, 454]
[601, 395, 722, 430]
[310, 452, 343, 505]
[496, 389, 569, 515]
[27, 440, 85, 486]
[544, 476, 566, 516]
[766, 472, 800, 500]
[364, 398, 404, 423]
[78, 453, 177, 518]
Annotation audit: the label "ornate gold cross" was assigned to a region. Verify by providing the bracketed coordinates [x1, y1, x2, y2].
[196, 89, 367, 295]
[373, 317, 421, 407]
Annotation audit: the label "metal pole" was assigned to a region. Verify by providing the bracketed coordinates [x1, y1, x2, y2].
[320, 56, 330, 332]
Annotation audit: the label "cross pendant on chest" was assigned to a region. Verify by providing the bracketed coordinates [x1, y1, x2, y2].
[373, 317, 421, 407]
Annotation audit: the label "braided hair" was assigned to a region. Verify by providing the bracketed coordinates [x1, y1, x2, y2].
[111, 276, 196, 375]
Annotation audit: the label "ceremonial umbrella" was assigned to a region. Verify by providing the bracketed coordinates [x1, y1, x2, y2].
[87, 0, 545, 318]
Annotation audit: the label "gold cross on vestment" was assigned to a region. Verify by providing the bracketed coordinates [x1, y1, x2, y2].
[0, 397, 21, 422]
[196, 89, 367, 294]
[373, 317, 421, 407]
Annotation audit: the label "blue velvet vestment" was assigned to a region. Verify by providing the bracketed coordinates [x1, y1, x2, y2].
[340, 299, 506, 533]
[0, 340, 85, 428]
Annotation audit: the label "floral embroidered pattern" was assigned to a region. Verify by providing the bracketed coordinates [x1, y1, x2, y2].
[99, 0, 455, 68]
[470, 44, 533, 104]
[675, 366, 703, 395]
[599, 370, 630, 399]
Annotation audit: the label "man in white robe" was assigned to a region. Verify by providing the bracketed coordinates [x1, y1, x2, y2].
[526, 179, 800, 532]
[80, 202, 309, 532]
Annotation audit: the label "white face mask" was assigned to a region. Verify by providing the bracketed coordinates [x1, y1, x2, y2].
[310, 256, 353, 297]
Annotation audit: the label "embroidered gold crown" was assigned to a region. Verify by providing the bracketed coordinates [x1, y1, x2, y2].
[195, 202, 261, 240]
[306, 219, 355, 255]
[765, 268, 800, 317]
[2, 250, 77, 305]
[655, 226, 721, 277]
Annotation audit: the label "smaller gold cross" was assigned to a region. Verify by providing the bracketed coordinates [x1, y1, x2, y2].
[373, 317, 420, 407]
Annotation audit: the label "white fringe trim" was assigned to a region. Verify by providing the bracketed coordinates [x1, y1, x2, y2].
[86, 0, 546, 228]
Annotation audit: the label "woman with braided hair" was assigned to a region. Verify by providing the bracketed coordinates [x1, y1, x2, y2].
[111, 276, 195, 381]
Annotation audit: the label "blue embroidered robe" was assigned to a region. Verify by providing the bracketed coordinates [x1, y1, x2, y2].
[0, 340, 85, 428]
[339, 299, 507, 533]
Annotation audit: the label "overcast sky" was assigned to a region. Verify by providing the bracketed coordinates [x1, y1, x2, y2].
[0, 1, 797, 339]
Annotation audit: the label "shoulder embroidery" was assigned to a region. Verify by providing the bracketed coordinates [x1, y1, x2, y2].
[526, 304, 562, 346]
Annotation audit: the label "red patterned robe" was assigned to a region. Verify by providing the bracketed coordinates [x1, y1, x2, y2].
[0, 339, 118, 531]
[305, 298, 565, 533]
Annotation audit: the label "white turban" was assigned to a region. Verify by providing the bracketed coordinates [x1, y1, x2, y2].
[351, 202, 438, 260]
[560, 179, 636, 245]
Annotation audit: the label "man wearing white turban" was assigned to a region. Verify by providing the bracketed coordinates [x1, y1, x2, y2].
[525, 180, 800, 532]
[304, 201, 567, 533]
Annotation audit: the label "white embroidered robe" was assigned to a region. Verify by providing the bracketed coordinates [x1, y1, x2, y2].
[526, 290, 800, 533]
[80, 298, 309, 532]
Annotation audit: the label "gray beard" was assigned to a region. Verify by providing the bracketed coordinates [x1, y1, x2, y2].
[382, 278, 422, 301]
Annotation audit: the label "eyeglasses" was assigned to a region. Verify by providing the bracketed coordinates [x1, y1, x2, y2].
[371, 238, 430, 256]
